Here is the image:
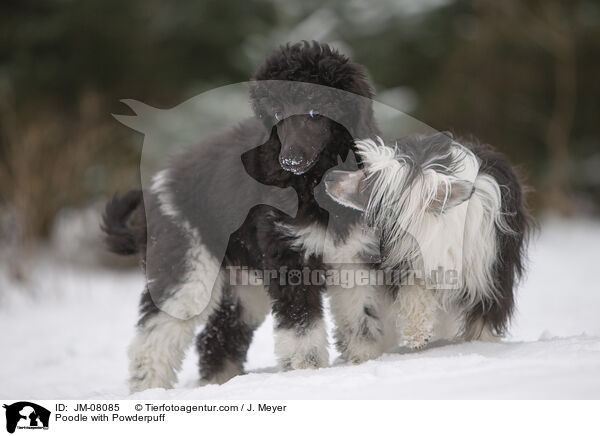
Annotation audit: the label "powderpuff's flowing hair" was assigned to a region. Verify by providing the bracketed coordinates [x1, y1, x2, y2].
[355, 134, 533, 336]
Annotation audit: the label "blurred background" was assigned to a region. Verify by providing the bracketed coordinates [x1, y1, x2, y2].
[2, 1, 600, 400]
[1, 0, 599, 277]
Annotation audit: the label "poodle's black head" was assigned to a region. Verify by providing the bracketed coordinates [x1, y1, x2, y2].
[249, 41, 376, 176]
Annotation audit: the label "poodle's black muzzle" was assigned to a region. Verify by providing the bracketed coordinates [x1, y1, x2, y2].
[276, 114, 331, 175]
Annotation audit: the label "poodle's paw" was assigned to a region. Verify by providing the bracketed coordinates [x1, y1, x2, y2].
[275, 323, 329, 371]
[340, 339, 384, 364]
[128, 347, 176, 393]
[334, 308, 386, 364]
[129, 372, 173, 393]
[279, 346, 329, 370]
[199, 360, 244, 385]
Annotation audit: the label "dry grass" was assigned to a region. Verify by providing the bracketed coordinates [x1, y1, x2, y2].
[0, 90, 135, 244]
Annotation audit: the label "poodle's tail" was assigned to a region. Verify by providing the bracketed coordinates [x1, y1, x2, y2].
[101, 190, 146, 256]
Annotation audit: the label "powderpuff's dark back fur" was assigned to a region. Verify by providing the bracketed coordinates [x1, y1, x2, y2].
[461, 138, 534, 337]
[382, 132, 533, 338]
[380, 132, 533, 338]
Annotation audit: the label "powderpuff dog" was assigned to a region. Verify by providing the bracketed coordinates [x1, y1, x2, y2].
[325, 132, 533, 349]
[102, 41, 378, 392]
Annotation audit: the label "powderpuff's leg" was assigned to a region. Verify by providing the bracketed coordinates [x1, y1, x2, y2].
[268, 260, 329, 370]
[395, 285, 438, 350]
[197, 284, 271, 384]
[328, 282, 386, 363]
[461, 251, 517, 342]
[462, 300, 507, 342]
[380, 293, 401, 351]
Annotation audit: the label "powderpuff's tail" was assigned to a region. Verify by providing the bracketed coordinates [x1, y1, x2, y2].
[101, 190, 146, 256]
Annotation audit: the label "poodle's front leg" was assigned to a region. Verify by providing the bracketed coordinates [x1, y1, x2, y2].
[197, 283, 271, 385]
[329, 281, 386, 364]
[394, 285, 438, 350]
[268, 262, 329, 371]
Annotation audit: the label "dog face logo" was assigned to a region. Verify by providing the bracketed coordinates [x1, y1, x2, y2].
[3, 402, 50, 434]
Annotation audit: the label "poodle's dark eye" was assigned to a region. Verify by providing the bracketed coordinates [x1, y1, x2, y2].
[309, 109, 321, 119]
[274, 111, 284, 122]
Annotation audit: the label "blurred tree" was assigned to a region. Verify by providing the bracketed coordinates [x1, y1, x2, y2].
[0, 0, 598, 245]
[340, 0, 598, 213]
[0, 0, 278, 242]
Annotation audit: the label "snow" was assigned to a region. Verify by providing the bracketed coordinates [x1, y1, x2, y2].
[1, 216, 599, 399]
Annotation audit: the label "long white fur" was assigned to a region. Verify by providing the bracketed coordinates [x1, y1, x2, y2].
[355, 138, 513, 343]
[356, 139, 509, 308]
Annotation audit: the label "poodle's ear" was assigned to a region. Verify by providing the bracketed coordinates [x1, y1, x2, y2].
[335, 149, 359, 172]
[337, 144, 350, 163]
[241, 130, 290, 187]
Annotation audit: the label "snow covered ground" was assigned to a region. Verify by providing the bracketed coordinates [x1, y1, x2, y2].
[1, 216, 599, 399]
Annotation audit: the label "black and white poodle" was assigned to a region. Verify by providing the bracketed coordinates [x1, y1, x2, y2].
[102, 41, 379, 391]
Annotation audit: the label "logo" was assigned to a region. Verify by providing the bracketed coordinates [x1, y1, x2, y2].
[3, 402, 50, 434]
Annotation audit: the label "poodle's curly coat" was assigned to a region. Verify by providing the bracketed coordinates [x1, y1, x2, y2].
[102, 41, 381, 391]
